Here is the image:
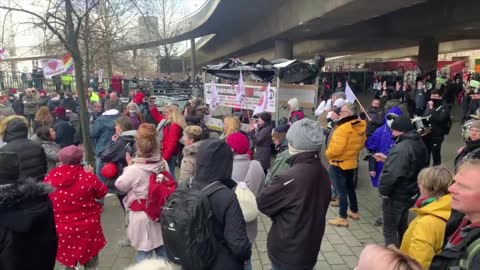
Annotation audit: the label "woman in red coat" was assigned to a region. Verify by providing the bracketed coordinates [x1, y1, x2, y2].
[155, 104, 186, 180]
[44, 145, 108, 270]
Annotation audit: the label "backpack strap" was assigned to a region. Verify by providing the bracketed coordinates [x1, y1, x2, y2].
[201, 181, 226, 197]
[460, 237, 480, 269]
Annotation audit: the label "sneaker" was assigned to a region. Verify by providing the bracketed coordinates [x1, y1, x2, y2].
[373, 217, 383, 227]
[118, 238, 131, 247]
[347, 210, 360, 220]
[328, 217, 348, 227]
[330, 199, 339, 207]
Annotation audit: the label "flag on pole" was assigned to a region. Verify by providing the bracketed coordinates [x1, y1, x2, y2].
[345, 82, 357, 103]
[209, 80, 220, 112]
[253, 83, 270, 116]
[235, 71, 246, 106]
[0, 48, 8, 60]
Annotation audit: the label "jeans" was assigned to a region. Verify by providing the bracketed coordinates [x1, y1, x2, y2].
[382, 197, 415, 247]
[167, 154, 178, 180]
[424, 136, 443, 166]
[136, 245, 167, 262]
[96, 157, 106, 183]
[244, 260, 252, 270]
[330, 165, 358, 218]
[328, 166, 338, 199]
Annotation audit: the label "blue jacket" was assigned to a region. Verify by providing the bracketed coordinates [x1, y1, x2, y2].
[365, 106, 403, 187]
[90, 110, 120, 155]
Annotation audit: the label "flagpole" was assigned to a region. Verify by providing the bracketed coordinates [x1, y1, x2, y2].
[276, 77, 280, 126]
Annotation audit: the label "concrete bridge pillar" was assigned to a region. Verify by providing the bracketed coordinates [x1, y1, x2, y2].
[275, 39, 293, 59]
[190, 38, 197, 77]
[418, 37, 439, 75]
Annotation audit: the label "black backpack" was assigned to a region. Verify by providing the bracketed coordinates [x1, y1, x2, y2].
[161, 181, 225, 270]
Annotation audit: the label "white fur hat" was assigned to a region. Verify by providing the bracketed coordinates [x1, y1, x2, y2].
[288, 98, 299, 111]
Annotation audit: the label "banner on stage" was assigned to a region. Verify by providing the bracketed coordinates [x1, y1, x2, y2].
[204, 83, 276, 112]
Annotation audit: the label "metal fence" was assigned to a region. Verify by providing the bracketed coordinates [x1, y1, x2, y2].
[0, 71, 196, 97]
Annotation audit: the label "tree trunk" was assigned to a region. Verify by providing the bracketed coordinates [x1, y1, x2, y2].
[65, 0, 95, 166]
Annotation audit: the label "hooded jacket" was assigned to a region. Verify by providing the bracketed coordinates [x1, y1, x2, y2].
[54, 116, 76, 149]
[379, 132, 429, 201]
[400, 194, 452, 269]
[179, 140, 201, 183]
[44, 164, 107, 267]
[0, 179, 58, 270]
[0, 118, 47, 181]
[366, 106, 403, 187]
[365, 106, 384, 138]
[257, 152, 331, 270]
[90, 109, 120, 155]
[325, 115, 367, 170]
[31, 134, 60, 173]
[190, 139, 251, 270]
[100, 130, 136, 194]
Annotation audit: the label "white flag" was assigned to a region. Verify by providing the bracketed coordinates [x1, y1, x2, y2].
[253, 83, 270, 116]
[209, 81, 220, 112]
[345, 82, 357, 103]
[235, 71, 246, 106]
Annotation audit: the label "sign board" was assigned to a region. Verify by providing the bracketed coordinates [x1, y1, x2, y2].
[204, 83, 276, 112]
[205, 116, 250, 133]
[204, 83, 316, 111]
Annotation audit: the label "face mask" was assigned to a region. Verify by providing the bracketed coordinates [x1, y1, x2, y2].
[129, 109, 136, 115]
[432, 99, 441, 107]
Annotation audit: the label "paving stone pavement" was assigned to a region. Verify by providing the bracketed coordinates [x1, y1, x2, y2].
[55, 104, 464, 270]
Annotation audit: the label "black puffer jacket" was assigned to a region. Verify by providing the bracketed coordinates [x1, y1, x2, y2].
[257, 152, 331, 270]
[0, 118, 47, 181]
[454, 139, 480, 173]
[101, 130, 136, 194]
[0, 179, 58, 270]
[379, 132, 429, 201]
[54, 117, 76, 148]
[190, 139, 251, 270]
[423, 104, 451, 138]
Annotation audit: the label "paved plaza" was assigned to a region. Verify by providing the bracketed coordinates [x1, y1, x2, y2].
[55, 108, 465, 270]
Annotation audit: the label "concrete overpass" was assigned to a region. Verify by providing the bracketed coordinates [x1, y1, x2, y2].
[118, 0, 480, 73]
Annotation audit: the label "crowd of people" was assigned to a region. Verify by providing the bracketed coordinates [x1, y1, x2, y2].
[0, 72, 480, 270]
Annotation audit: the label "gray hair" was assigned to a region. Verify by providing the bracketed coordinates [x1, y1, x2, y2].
[332, 91, 346, 100]
[105, 99, 117, 110]
[342, 103, 358, 116]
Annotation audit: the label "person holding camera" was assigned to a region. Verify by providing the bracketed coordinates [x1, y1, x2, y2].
[422, 89, 452, 166]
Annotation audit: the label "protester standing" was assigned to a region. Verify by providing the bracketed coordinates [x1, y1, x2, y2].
[248, 112, 273, 173]
[44, 146, 107, 270]
[179, 125, 203, 183]
[258, 119, 330, 270]
[31, 126, 61, 172]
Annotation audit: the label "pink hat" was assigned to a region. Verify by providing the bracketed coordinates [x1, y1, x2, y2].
[58, 146, 84, 165]
[226, 132, 250, 155]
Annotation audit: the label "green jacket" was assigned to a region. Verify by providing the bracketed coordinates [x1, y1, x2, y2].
[266, 150, 291, 185]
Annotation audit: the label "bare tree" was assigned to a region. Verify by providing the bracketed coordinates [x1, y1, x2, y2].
[0, 0, 101, 166]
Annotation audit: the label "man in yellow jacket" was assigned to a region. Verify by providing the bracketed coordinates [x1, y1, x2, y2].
[326, 103, 367, 227]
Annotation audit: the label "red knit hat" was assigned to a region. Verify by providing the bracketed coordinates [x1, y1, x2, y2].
[54, 106, 67, 118]
[226, 132, 250, 155]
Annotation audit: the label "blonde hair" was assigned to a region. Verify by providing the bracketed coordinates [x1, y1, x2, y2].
[458, 158, 480, 173]
[125, 259, 179, 270]
[135, 123, 158, 157]
[223, 115, 241, 137]
[34, 106, 54, 127]
[0, 115, 28, 136]
[165, 105, 187, 129]
[184, 125, 203, 142]
[417, 166, 453, 198]
[360, 244, 422, 270]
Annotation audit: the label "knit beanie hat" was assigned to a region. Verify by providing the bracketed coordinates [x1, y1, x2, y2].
[391, 116, 414, 133]
[226, 132, 250, 155]
[333, 98, 347, 108]
[286, 118, 324, 151]
[54, 106, 67, 118]
[471, 120, 480, 130]
[288, 98, 299, 111]
[258, 112, 271, 123]
[0, 152, 20, 186]
[58, 145, 84, 165]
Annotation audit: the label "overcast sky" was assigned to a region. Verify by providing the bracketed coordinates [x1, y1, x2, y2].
[1, 0, 207, 56]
